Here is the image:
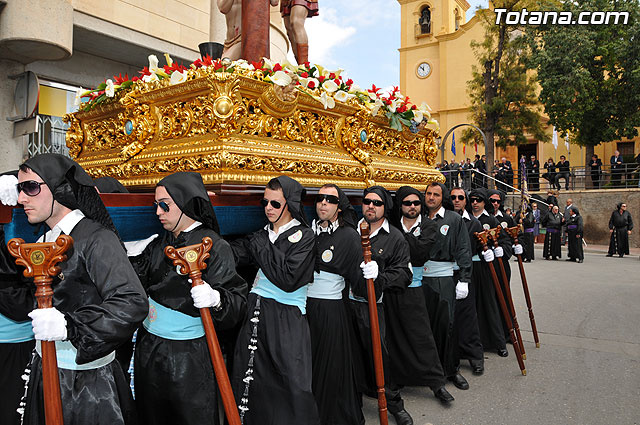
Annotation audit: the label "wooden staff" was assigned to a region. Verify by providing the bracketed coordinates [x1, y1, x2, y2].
[359, 221, 389, 425]
[474, 231, 526, 376]
[487, 226, 526, 361]
[506, 225, 540, 348]
[164, 237, 241, 425]
[7, 235, 73, 425]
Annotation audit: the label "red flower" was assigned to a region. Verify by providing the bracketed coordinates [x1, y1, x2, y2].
[251, 60, 264, 70]
[329, 72, 336, 79]
[318, 75, 326, 83]
[368, 84, 380, 94]
[213, 60, 224, 70]
[300, 72, 309, 78]
[411, 104, 417, 110]
[308, 81, 316, 89]
[273, 63, 282, 72]
[334, 78, 340, 85]
[346, 79, 353, 86]
[139, 66, 152, 76]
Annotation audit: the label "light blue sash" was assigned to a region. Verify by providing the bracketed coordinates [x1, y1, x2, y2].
[410, 266, 423, 287]
[36, 340, 115, 371]
[452, 262, 460, 271]
[143, 297, 205, 340]
[251, 269, 309, 314]
[308, 271, 345, 300]
[422, 260, 455, 277]
[0, 312, 34, 343]
[472, 254, 481, 262]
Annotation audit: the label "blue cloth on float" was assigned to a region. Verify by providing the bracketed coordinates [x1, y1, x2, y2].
[422, 260, 455, 277]
[251, 269, 308, 314]
[143, 297, 205, 340]
[410, 266, 423, 287]
[35, 340, 115, 371]
[472, 254, 481, 262]
[308, 271, 344, 300]
[0, 312, 34, 343]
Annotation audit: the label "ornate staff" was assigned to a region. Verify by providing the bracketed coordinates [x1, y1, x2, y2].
[164, 237, 241, 425]
[7, 235, 73, 425]
[474, 231, 526, 375]
[506, 225, 540, 348]
[360, 221, 389, 425]
[487, 226, 526, 360]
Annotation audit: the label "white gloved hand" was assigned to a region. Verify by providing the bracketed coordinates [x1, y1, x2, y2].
[28, 308, 67, 341]
[360, 260, 379, 280]
[494, 246, 504, 257]
[124, 234, 159, 257]
[455, 281, 469, 300]
[190, 283, 221, 309]
[482, 249, 495, 262]
[0, 175, 18, 206]
[513, 244, 523, 255]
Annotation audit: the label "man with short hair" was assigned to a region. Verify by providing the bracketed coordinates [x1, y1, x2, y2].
[423, 182, 472, 390]
[348, 186, 414, 425]
[16, 153, 148, 425]
[526, 155, 540, 191]
[607, 202, 633, 257]
[589, 154, 603, 189]
[555, 155, 571, 190]
[231, 176, 319, 425]
[610, 150, 624, 187]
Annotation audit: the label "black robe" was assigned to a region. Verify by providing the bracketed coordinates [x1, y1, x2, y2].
[348, 220, 412, 415]
[520, 210, 535, 261]
[543, 212, 563, 259]
[422, 209, 472, 376]
[308, 223, 364, 425]
[386, 216, 446, 390]
[566, 215, 584, 261]
[24, 218, 148, 425]
[492, 211, 515, 340]
[131, 225, 247, 425]
[608, 210, 633, 256]
[231, 222, 319, 425]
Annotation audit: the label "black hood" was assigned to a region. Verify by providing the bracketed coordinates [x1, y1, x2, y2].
[428, 182, 454, 211]
[450, 187, 472, 215]
[569, 205, 580, 216]
[321, 184, 357, 229]
[275, 175, 309, 227]
[469, 187, 494, 215]
[94, 177, 129, 193]
[392, 186, 424, 226]
[157, 172, 220, 233]
[364, 185, 393, 218]
[21, 154, 118, 235]
[487, 189, 505, 213]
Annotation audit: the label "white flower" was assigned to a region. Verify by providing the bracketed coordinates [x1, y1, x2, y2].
[367, 91, 378, 101]
[74, 87, 84, 106]
[170, 70, 187, 85]
[348, 84, 362, 94]
[164, 53, 173, 67]
[262, 58, 276, 70]
[315, 92, 335, 109]
[413, 110, 424, 123]
[300, 77, 320, 89]
[234, 59, 254, 70]
[142, 73, 159, 83]
[388, 98, 401, 113]
[105, 79, 115, 97]
[334, 90, 350, 103]
[148, 55, 160, 72]
[367, 99, 384, 116]
[269, 70, 292, 87]
[322, 79, 338, 93]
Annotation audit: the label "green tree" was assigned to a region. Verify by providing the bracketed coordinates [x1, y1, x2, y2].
[526, 0, 640, 168]
[461, 0, 549, 181]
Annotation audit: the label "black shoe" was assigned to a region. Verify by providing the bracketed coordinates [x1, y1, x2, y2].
[566, 258, 575, 262]
[447, 373, 469, 390]
[606, 254, 613, 257]
[469, 359, 484, 375]
[619, 254, 624, 258]
[577, 259, 583, 263]
[433, 386, 455, 404]
[391, 409, 414, 425]
[497, 348, 509, 357]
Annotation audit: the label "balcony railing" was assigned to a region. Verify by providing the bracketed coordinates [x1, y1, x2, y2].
[27, 115, 70, 158]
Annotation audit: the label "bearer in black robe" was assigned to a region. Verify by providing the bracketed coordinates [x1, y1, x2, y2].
[566, 206, 584, 263]
[348, 186, 414, 425]
[450, 187, 485, 374]
[388, 186, 455, 405]
[469, 189, 508, 357]
[607, 203, 633, 257]
[519, 205, 535, 262]
[230, 176, 319, 425]
[16, 153, 148, 425]
[542, 205, 563, 260]
[308, 184, 364, 425]
[422, 182, 472, 391]
[129, 172, 247, 425]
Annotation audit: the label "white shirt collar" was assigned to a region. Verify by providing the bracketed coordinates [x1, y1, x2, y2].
[357, 217, 389, 239]
[495, 210, 503, 217]
[401, 214, 422, 233]
[183, 221, 202, 233]
[461, 210, 471, 220]
[312, 218, 339, 234]
[473, 209, 490, 218]
[39, 209, 85, 243]
[265, 218, 301, 243]
[430, 206, 445, 220]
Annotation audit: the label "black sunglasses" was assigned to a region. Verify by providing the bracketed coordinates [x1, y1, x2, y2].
[17, 181, 45, 197]
[363, 198, 384, 207]
[451, 195, 465, 201]
[469, 197, 484, 203]
[153, 200, 172, 212]
[260, 199, 283, 209]
[490, 199, 501, 203]
[316, 194, 339, 204]
[401, 200, 421, 207]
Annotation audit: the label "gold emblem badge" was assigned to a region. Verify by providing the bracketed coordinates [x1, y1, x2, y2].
[30, 250, 45, 265]
[185, 250, 198, 263]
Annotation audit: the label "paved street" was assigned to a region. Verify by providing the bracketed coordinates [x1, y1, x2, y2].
[363, 245, 640, 425]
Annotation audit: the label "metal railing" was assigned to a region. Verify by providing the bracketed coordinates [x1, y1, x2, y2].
[27, 115, 70, 158]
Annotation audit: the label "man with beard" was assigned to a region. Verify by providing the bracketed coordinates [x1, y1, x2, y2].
[349, 186, 414, 425]
[468, 189, 508, 357]
[231, 176, 319, 425]
[422, 182, 472, 391]
[566, 206, 584, 263]
[129, 172, 247, 425]
[607, 202, 633, 258]
[16, 154, 148, 425]
[450, 187, 485, 375]
[308, 184, 364, 424]
[387, 186, 455, 405]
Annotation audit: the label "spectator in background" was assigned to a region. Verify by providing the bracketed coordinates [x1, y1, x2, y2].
[543, 158, 557, 190]
[610, 150, 624, 187]
[461, 158, 473, 190]
[589, 154, 603, 189]
[555, 155, 570, 190]
[526, 155, 540, 191]
[449, 159, 460, 188]
[531, 202, 541, 243]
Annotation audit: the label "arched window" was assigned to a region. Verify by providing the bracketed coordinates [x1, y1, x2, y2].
[419, 6, 431, 34]
[455, 9, 461, 31]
